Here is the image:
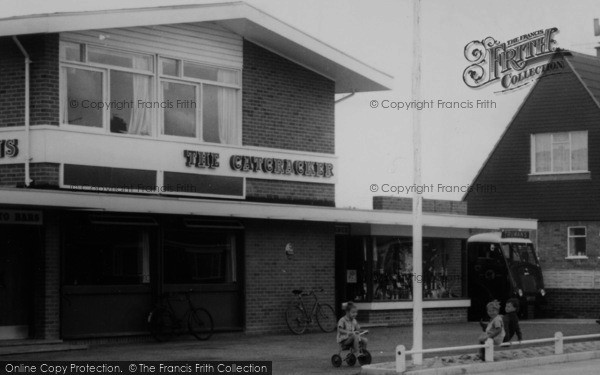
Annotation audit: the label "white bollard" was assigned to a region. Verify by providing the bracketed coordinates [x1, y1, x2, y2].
[555, 332, 563, 355]
[484, 338, 494, 362]
[396, 345, 406, 373]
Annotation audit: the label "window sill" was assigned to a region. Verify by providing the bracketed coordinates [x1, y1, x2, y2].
[528, 172, 591, 182]
[565, 256, 589, 260]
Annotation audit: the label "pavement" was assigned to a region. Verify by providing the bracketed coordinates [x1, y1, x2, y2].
[2, 320, 600, 375]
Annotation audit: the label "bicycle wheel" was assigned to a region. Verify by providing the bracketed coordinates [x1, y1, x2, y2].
[316, 303, 336, 332]
[285, 303, 308, 334]
[188, 307, 214, 340]
[148, 307, 176, 342]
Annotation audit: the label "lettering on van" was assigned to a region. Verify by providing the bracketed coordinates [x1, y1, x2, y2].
[0, 139, 19, 158]
[501, 230, 530, 239]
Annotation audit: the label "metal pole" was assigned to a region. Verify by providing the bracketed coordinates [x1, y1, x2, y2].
[411, 0, 423, 366]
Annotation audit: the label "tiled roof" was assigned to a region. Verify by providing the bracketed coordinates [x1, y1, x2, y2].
[566, 51, 600, 107]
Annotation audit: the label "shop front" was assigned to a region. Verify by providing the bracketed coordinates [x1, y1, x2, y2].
[59, 212, 244, 339]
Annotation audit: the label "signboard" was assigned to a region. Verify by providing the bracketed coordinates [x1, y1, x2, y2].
[347, 270, 357, 284]
[0, 139, 19, 158]
[501, 230, 529, 239]
[0, 209, 43, 225]
[183, 149, 334, 179]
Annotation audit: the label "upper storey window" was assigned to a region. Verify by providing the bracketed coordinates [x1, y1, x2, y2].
[59, 41, 241, 145]
[531, 131, 588, 174]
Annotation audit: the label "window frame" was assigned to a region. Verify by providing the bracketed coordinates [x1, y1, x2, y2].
[59, 40, 242, 145]
[567, 226, 587, 259]
[530, 131, 589, 175]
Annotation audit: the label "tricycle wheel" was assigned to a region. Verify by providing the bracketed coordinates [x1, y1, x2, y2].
[358, 350, 372, 365]
[346, 353, 357, 366]
[331, 354, 342, 367]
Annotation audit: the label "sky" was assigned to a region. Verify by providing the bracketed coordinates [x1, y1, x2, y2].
[3, 0, 600, 209]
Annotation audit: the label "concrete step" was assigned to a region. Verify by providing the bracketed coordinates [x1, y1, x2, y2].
[0, 341, 88, 356]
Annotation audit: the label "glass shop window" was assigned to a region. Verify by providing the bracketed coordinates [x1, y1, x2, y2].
[64, 226, 150, 285]
[163, 230, 237, 284]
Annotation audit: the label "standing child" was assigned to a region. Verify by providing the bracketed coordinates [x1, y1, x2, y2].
[502, 298, 522, 343]
[478, 300, 505, 359]
[337, 302, 368, 355]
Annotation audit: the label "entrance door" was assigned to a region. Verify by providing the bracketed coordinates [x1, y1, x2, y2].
[0, 227, 37, 339]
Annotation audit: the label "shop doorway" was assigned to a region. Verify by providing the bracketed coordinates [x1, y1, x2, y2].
[0, 226, 39, 340]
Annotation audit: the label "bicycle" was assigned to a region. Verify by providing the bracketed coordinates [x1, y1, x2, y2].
[285, 288, 336, 334]
[147, 290, 214, 342]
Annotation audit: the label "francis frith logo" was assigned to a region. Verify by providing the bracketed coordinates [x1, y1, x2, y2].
[463, 27, 563, 92]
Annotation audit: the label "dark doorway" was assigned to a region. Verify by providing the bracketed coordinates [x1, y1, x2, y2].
[0, 226, 39, 339]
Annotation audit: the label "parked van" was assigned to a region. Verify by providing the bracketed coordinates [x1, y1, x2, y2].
[467, 231, 545, 320]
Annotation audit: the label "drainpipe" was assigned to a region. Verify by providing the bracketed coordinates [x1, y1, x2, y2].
[12, 36, 32, 187]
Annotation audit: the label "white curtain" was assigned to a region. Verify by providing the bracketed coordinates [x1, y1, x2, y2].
[571, 131, 588, 171]
[128, 57, 152, 135]
[217, 69, 240, 145]
[534, 134, 551, 173]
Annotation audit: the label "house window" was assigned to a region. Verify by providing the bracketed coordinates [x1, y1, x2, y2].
[531, 131, 588, 174]
[567, 226, 587, 257]
[59, 41, 241, 144]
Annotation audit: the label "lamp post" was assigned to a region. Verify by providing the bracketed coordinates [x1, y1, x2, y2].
[411, 0, 423, 366]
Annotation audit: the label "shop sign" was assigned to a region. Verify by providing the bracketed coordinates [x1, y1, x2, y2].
[0, 209, 43, 225]
[0, 139, 19, 158]
[230, 155, 334, 178]
[182, 149, 334, 179]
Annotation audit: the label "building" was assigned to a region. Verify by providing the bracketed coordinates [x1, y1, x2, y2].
[465, 49, 600, 318]
[0, 2, 536, 341]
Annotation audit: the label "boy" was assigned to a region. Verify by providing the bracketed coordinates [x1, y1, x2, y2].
[337, 302, 368, 355]
[502, 298, 522, 343]
[478, 300, 505, 358]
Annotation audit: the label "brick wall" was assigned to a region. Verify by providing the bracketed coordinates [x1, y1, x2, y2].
[538, 221, 600, 270]
[0, 163, 60, 187]
[244, 219, 335, 334]
[358, 307, 467, 326]
[246, 179, 334, 206]
[373, 196, 467, 215]
[34, 211, 60, 339]
[242, 40, 335, 154]
[0, 34, 60, 127]
[544, 288, 600, 318]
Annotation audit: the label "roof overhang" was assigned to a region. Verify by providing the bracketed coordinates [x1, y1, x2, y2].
[0, 189, 537, 233]
[0, 1, 393, 93]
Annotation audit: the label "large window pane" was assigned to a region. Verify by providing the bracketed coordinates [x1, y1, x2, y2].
[65, 226, 150, 285]
[203, 85, 240, 144]
[534, 134, 551, 173]
[571, 131, 588, 171]
[63, 67, 103, 127]
[162, 81, 196, 137]
[88, 46, 153, 71]
[163, 230, 236, 284]
[110, 71, 152, 135]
